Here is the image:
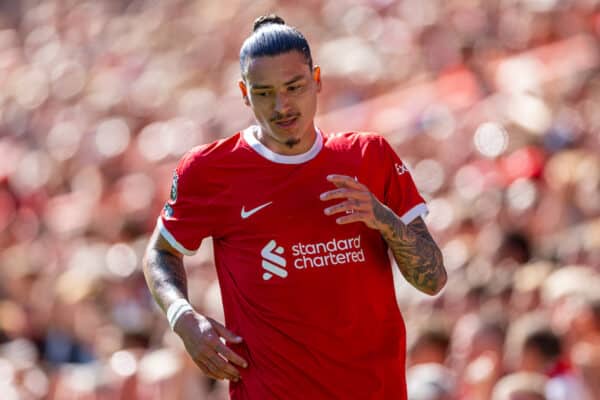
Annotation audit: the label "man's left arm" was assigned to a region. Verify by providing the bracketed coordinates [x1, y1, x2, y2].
[321, 174, 447, 296]
[375, 212, 446, 295]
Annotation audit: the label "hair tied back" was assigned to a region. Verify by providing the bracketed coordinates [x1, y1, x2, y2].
[253, 14, 286, 32]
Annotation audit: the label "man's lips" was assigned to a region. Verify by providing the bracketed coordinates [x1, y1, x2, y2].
[273, 116, 299, 128]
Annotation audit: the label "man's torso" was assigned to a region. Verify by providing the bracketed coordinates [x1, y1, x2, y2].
[161, 127, 420, 399]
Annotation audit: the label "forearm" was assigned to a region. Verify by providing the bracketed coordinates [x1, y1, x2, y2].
[143, 248, 189, 313]
[375, 206, 447, 295]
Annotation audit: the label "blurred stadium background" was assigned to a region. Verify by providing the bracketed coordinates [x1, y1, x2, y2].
[1, 0, 600, 399]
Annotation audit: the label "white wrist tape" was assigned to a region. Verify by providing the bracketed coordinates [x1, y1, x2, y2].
[166, 298, 194, 331]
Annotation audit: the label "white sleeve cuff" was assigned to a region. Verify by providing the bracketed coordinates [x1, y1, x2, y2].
[166, 298, 194, 331]
[399, 203, 429, 225]
[157, 217, 197, 256]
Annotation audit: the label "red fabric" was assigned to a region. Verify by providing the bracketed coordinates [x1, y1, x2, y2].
[160, 129, 427, 399]
[546, 358, 573, 378]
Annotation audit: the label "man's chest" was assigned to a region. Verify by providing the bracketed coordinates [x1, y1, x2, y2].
[213, 155, 371, 238]
[203, 150, 390, 294]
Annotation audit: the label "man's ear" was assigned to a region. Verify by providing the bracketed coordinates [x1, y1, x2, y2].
[313, 66, 322, 92]
[238, 80, 250, 106]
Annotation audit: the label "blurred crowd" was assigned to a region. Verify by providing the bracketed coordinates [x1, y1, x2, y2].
[0, 0, 599, 399]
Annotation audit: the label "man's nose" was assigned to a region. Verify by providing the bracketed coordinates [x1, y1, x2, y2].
[274, 93, 292, 114]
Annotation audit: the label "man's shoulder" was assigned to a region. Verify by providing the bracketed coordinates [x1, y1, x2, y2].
[187, 132, 244, 158]
[178, 132, 245, 171]
[323, 130, 387, 148]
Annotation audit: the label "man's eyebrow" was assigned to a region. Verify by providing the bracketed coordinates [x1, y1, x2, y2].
[250, 75, 306, 90]
[283, 75, 306, 85]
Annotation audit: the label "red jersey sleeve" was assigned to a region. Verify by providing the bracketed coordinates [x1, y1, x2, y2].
[158, 149, 215, 255]
[378, 136, 428, 224]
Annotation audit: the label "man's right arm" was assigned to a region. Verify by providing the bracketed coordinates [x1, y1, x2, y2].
[143, 225, 248, 381]
[143, 227, 189, 312]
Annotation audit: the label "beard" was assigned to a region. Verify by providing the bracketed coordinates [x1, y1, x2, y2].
[284, 138, 301, 148]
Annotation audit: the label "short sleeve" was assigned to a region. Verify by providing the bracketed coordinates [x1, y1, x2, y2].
[157, 150, 214, 255]
[379, 137, 428, 225]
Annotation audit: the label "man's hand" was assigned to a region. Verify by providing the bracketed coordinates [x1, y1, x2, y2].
[174, 311, 248, 381]
[320, 174, 390, 233]
[142, 227, 249, 379]
[320, 174, 447, 295]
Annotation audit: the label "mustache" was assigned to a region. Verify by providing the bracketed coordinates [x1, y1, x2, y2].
[271, 113, 300, 122]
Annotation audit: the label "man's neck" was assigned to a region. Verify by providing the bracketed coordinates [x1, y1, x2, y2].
[256, 126, 317, 156]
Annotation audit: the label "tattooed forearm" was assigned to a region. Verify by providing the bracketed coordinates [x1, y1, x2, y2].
[143, 249, 189, 312]
[374, 202, 447, 295]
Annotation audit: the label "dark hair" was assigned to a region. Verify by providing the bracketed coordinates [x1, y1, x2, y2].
[239, 14, 313, 77]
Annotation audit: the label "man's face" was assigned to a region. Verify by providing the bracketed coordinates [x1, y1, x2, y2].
[239, 51, 321, 154]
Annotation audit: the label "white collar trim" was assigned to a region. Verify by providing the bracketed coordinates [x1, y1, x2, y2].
[243, 125, 323, 164]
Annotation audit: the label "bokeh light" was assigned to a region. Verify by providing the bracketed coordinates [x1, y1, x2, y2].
[117, 173, 155, 212]
[46, 121, 83, 161]
[10, 66, 49, 110]
[9, 150, 54, 195]
[426, 198, 456, 232]
[137, 122, 172, 161]
[86, 71, 124, 111]
[413, 159, 445, 194]
[110, 350, 138, 377]
[421, 104, 456, 140]
[178, 88, 217, 124]
[442, 239, 470, 271]
[95, 118, 131, 158]
[50, 61, 87, 100]
[106, 243, 138, 278]
[506, 178, 538, 213]
[473, 122, 508, 158]
[454, 165, 485, 200]
[506, 93, 552, 134]
[495, 56, 543, 94]
[22, 368, 49, 398]
[0, 358, 15, 385]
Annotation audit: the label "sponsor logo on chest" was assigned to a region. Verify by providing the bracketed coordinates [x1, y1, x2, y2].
[260, 235, 366, 281]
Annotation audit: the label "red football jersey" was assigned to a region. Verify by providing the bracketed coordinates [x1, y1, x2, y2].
[158, 126, 427, 400]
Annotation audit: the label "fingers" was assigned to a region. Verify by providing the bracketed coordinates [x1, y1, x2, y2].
[320, 175, 369, 202]
[210, 318, 244, 344]
[209, 322, 248, 369]
[181, 316, 247, 382]
[189, 351, 221, 380]
[204, 320, 247, 379]
[320, 187, 369, 202]
[189, 346, 224, 380]
[216, 342, 249, 368]
[334, 211, 370, 225]
[194, 358, 224, 381]
[326, 174, 366, 190]
[320, 175, 374, 227]
[204, 352, 241, 381]
[324, 199, 368, 216]
[193, 347, 241, 381]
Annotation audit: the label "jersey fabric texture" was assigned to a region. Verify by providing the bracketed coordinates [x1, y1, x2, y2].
[158, 126, 428, 400]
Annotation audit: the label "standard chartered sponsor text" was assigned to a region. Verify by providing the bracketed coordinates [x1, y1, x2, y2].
[291, 235, 365, 269]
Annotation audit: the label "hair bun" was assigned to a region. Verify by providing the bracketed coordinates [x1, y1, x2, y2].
[253, 14, 286, 32]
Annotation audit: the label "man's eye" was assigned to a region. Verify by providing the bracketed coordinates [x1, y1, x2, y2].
[255, 92, 269, 97]
[288, 85, 301, 91]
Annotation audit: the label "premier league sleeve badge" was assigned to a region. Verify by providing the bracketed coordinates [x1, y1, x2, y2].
[170, 172, 178, 202]
[163, 203, 174, 218]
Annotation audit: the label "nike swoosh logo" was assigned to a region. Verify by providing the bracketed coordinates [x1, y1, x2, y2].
[241, 201, 273, 219]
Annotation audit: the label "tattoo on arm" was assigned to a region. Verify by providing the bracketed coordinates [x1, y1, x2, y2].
[143, 249, 188, 312]
[373, 199, 447, 295]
